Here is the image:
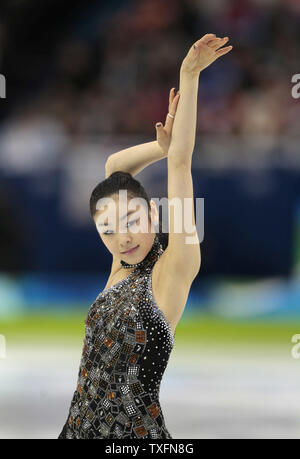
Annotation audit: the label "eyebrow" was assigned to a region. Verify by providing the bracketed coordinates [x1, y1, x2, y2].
[97, 209, 137, 227]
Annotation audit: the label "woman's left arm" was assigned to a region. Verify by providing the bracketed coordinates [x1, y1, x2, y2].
[169, 34, 232, 166]
[166, 34, 233, 272]
[105, 88, 180, 178]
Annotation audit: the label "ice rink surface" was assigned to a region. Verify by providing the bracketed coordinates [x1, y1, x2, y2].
[1, 340, 299, 439]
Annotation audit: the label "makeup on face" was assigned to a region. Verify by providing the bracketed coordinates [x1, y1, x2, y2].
[121, 245, 139, 255]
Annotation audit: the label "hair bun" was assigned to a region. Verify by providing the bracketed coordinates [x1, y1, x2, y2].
[109, 171, 133, 179]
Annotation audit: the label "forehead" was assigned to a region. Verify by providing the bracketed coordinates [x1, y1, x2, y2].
[94, 195, 148, 225]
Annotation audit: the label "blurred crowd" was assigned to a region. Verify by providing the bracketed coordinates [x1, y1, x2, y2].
[0, 0, 300, 174]
[0, 0, 299, 274]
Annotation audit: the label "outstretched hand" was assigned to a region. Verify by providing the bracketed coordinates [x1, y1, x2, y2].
[181, 33, 233, 76]
[155, 87, 180, 155]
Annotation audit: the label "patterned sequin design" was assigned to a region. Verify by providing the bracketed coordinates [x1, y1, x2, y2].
[58, 235, 175, 439]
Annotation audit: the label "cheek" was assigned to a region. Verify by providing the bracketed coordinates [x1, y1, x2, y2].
[107, 238, 117, 252]
[100, 235, 114, 252]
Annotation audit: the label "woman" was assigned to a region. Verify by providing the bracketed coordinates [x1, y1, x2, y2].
[58, 34, 232, 439]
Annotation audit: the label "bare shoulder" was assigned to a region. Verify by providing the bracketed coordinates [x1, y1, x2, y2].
[151, 246, 200, 335]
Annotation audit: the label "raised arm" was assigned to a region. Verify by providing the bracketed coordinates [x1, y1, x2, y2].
[166, 34, 233, 273]
[169, 34, 232, 166]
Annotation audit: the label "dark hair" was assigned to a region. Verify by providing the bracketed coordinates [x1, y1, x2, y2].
[89, 170, 169, 250]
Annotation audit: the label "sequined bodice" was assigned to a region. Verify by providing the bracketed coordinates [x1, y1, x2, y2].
[58, 235, 175, 439]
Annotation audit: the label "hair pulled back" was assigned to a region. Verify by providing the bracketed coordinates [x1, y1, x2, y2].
[89, 171, 168, 250]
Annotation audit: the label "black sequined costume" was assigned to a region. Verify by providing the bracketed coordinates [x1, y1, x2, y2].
[58, 234, 175, 439]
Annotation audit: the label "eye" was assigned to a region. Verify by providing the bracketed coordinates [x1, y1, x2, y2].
[102, 218, 139, 234]
[126, 218, 139, 228]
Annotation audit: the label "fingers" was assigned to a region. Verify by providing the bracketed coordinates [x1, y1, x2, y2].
[193, 34, 232, 52]
[171, 93, 180, 113]
[199, 33, 216, 45]
[169, 87, 175, 105]
[169, 87, 180, 108]
[215, 45, 233, 56]
[192, 34, 215, 50]
[169, 94, 180, 115]
[197, 34, 233, 60]
[207, 37, 229, 50]
[165, 91, 180, 132]
[165, 89, 178, 131]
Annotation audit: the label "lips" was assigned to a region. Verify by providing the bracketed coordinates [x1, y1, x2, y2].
[122, 245, 139, 254]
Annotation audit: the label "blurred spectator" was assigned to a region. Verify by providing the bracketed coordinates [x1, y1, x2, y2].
[1, 0, 299, 146]
[0, 0, 299, 275]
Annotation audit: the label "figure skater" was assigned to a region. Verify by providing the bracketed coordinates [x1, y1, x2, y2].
[58, 34, 232, 439]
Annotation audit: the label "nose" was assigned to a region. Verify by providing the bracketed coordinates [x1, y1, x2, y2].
[119, 232, 133, 250]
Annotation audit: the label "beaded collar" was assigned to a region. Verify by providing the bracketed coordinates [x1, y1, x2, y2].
[120, 233, 163, 269]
